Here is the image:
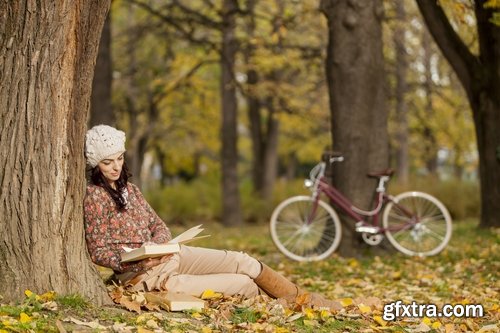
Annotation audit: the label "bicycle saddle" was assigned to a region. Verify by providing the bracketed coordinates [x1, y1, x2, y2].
[367, 168, 394, 178]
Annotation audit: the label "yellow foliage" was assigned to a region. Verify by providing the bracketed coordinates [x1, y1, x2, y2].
[340, 298, 353, 307]
[358, 303, 372, 314]
[201, 289, 222, 300]
[432, 321, 442, 329]
[484, 0, 500, 9]
[319, 309, 331, 320]
[19, 313, 31, 324]
[373, 315, 387, 327]
[303, 308, 315, 319]
[39, 291, 56, 301]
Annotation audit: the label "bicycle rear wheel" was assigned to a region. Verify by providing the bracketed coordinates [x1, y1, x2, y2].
[270, 196, 342, 261]
[382, 191, 452, 256]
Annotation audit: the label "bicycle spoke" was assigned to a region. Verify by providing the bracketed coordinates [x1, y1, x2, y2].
[421, 227, 445, 241]
[383, 192, 452, 256]
[270, 196, 342, 261]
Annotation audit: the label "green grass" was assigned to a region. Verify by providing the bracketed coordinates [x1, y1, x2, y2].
[56, 294, 90, 311]
[231, 307, 262, 324]
[0, 219, 498, 332]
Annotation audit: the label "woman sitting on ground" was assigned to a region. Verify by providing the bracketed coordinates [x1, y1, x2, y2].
[83, 124, 340, 310]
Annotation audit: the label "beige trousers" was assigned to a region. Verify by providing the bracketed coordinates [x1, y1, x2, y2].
[119, 245, 262, 298]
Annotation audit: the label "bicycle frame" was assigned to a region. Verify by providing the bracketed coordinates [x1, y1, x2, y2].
[307, 164, 417, 233]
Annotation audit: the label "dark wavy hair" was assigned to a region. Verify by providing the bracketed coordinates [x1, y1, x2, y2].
[89, 161, 132, 210]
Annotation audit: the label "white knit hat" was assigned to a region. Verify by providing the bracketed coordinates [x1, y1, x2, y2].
[85, 125, 126, 167]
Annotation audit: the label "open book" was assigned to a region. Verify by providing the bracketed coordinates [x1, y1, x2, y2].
[121, 224, 209, 263]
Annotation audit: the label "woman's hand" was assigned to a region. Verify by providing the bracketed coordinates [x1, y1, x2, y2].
[140, 254, 173, 270]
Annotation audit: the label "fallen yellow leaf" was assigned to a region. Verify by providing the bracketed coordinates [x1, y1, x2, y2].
[358, 303, 372, 314]
[201, 327, 212, 333]
[304, 308, 315, 319]
[348, 259, 359, 267]
[373, 315, 387, 327]
[137, 328, 154, 333]
[19, 313, 31, 324]
[432, 321, 442, 329]
[201, 289, 222, 299]
[191, 312, 203, 319]
[340, 298, 353, 307]
[275, 327, 290, 333]
[24, 290, 34, 298]
[320, 309, 331, 320]
[136, 314, 152, 323]
[39, 291, 56, 301]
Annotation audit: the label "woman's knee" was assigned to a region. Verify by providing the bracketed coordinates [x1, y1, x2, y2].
[227, 251, 261, 278]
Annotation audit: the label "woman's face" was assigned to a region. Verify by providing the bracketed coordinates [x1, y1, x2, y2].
[97, 152, 124, 185]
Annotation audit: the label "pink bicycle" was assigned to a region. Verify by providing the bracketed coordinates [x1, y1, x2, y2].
[270, 153, 452, 261]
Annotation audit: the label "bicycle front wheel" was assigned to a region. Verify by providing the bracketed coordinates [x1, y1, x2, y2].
[270, 196, 342, 261]
[383, 191, 452, 256]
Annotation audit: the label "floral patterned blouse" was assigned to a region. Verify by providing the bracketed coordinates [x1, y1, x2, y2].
[84, 183, 172, 273]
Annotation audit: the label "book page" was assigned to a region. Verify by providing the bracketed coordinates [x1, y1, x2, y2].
[168, 224, 205, 244]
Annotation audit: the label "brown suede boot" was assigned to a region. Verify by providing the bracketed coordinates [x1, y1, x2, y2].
[253, 263, 342, 311]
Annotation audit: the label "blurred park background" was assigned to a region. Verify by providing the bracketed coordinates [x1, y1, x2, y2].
[89, 0, 483, 227]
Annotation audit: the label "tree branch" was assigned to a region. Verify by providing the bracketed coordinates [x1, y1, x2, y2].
[415, 0, 479, 97]
[128, 0, 219, 49]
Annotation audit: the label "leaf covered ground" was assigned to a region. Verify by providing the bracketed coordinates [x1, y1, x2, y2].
[1, 220, 498, 332]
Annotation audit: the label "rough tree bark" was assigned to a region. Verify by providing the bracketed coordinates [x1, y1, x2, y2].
[393, 0, 410, 184]
[416, 0, 500, 228]
[221, 0, 242, 226]
[0, 1, 111, 303]
[320, 0, 389, 256]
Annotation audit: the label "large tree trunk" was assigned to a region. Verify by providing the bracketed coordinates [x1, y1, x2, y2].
[393, 0, 410, 184]
[90, 12, 114, 127]
[415, 0, 500, 228]
[0, 1, 111, 303]
[220, 0, 242, 226]
[320, 0, 389, 256]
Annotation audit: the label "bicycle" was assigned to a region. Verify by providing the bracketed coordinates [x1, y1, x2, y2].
[270, 152, 453, 261]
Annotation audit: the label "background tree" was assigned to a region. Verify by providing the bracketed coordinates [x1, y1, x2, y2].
[416, 0, 499, 227]
[242, 0, 330, 199]
[220, 0, 243, 226]
[90, 12, 115, 127]
[0, 1, 111, 303]
[320, 0, 389, 256]
[393, 0, 410, 184]
[384, 0, 476, 180]
[111, 1, 217, 188]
